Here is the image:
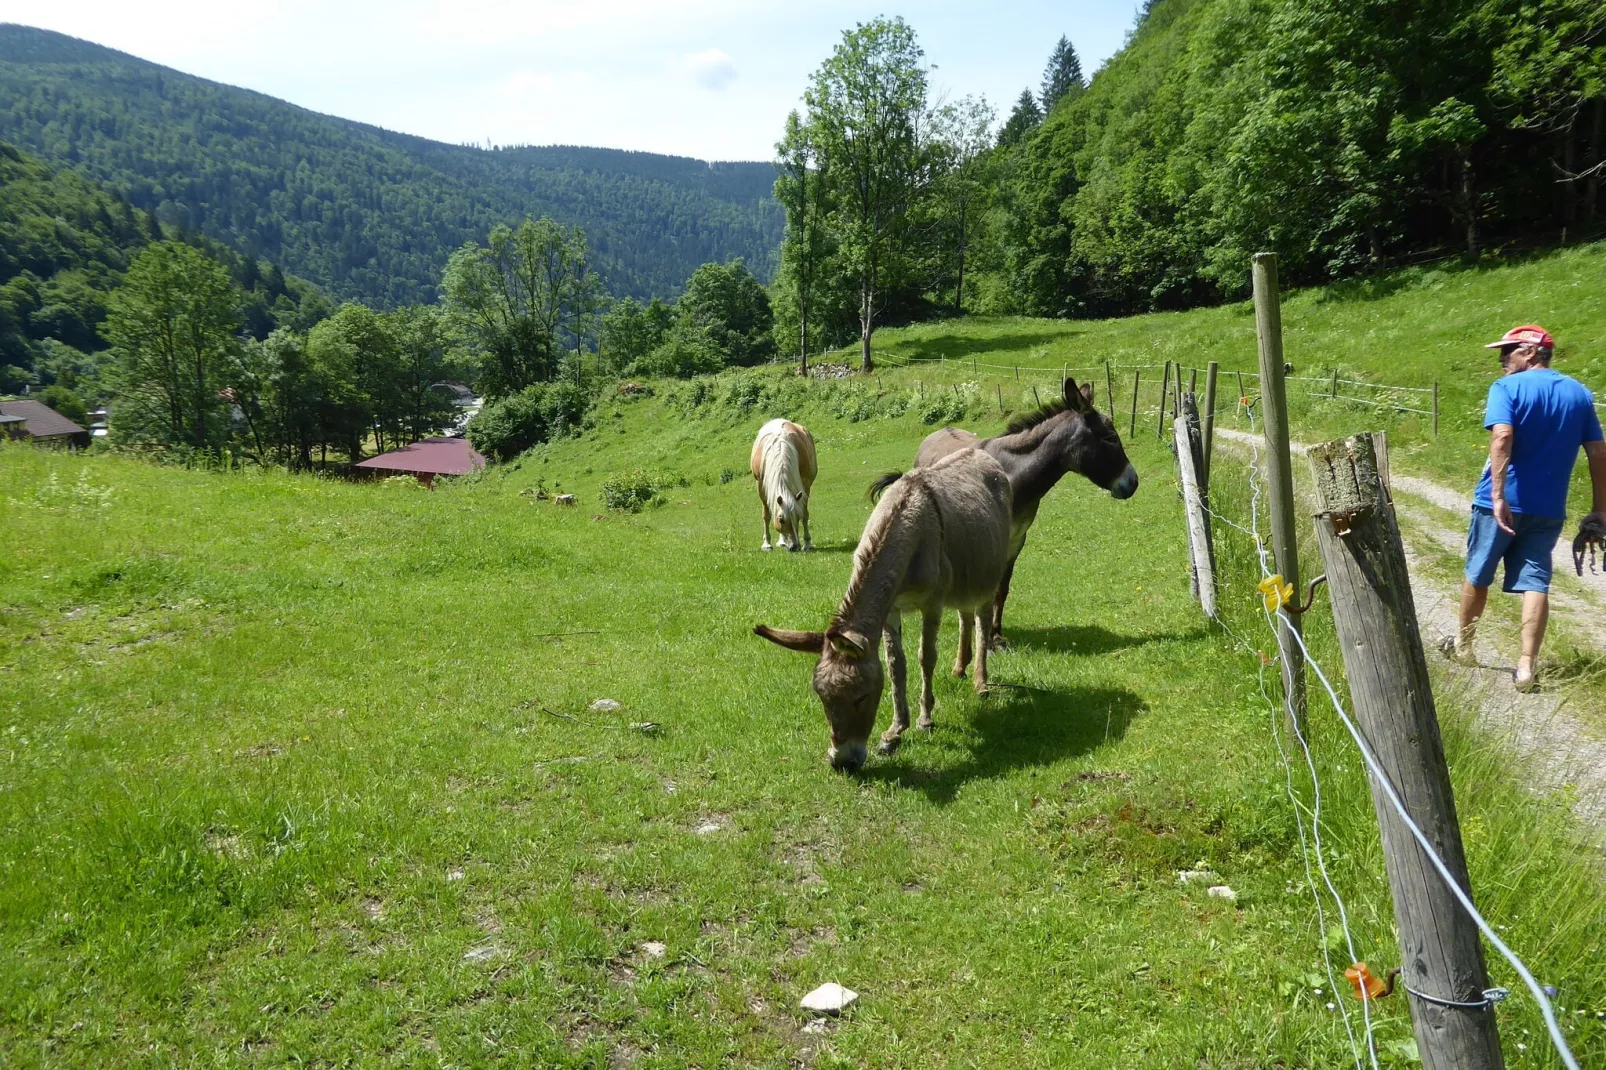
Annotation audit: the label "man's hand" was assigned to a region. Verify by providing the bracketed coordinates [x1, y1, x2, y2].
[1491, 496, 1516, 535]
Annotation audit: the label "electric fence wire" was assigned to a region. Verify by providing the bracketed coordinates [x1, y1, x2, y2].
[1206, 408, 1581, 1069]
[1233, 411, 1377, 1069]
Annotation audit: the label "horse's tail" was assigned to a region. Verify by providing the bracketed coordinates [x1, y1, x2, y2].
[866, 471, 903, 503]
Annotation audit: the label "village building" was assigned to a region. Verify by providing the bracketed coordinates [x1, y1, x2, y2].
[0, 400, 90, 448]
[352, 437, 486, 487]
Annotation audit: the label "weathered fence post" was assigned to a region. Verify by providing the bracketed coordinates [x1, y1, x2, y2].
[997, 383, 1004, 414]
[1236, 369, 1247, 418]
[1432, 380, 1440, 438]
[1175, 394, 1217, 617]
[1157, 360, 1172, 439]
[1331, 367, 1339, 399]
[1129, 370, 1141, 440]
[1201, 361, 1220, 492]
[1308, 434, 1504, 1070]
[1252, 251, 1306, 729]
[1105, 360, 1116, 422]
[1189, 367, 1199, 398]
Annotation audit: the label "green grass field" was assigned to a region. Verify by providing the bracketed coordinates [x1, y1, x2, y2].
[4, 246, 1606, 1066]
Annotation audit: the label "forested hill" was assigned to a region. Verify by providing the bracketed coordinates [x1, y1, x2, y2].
[0, 24, 783, 308]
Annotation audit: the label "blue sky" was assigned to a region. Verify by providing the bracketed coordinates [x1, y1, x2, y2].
[4, 1, 1139, 160]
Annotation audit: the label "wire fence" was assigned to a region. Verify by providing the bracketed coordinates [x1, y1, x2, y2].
[1201, 412, 1582, 1069]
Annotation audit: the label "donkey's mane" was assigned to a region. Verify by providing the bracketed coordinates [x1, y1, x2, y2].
[833, 473, 917, 627]
[1003, 397, 1075, 437]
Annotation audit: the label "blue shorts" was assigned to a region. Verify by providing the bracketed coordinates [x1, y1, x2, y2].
[1464, 506, 1563, 593]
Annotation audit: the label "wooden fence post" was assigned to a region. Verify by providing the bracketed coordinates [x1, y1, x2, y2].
[997, 383, 1004, 414]
[1433, 381, 1440, 438]
[1308, 434, 1504, 1070]
[1331, 367, 1339, 399]
[1105, 360, 1116, 422]
[1201, 361, 1219, 492]
[1129, 370, 1141, 440]
[1252, 252, 1305, 729]
[1189, 367, 1199, 398]
[1157, 360, 1172, 439]
[1236, 369, 1247, 417]
[1175, 394, 1216, 617]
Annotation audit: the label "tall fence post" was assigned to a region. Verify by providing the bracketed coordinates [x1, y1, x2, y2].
[1105, 360, 1116, 422]
[1129, 370, 1141, 440]
[1252, 251, 1305, 729]
[1236, 370, 1247, 418]
[1201, 361, 1219, 491]
[1175, 393, 1216, 617]
[1157, 360, 1172, 439]
[1432, 380, 1440, 438]
[1308, 434, 1504, 1070]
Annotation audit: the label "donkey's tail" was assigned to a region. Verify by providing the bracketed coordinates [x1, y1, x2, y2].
[866, 471, 903, 502]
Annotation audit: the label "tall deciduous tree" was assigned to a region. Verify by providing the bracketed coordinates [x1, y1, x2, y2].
[441, 217, 602, 398]
[804, 17, 930, 372]
[774, 109, 834, 374]
[677, 259, 775, 367]
[104, 240, 239, 449]
[931, 95, 996, 314]
[1040, 36, 1085, 113]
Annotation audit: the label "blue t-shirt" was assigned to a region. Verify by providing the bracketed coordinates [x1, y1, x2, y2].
[1472, 368, 1603, 518]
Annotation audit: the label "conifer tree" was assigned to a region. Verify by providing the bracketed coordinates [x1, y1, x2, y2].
[997, 89, 1043, 149]
[1040, 36, 1084, 113]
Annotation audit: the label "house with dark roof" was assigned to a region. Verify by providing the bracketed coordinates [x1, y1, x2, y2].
[352, 437, 486, 487]
[0, 400, 90, 448]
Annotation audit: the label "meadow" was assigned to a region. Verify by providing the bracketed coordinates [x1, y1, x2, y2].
[4, 246, 1606, 1066]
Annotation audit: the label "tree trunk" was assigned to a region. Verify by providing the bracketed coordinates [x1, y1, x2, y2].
[859, 280, 874, 373]
[1461, 153, 1478, 256]
[193, 352, 207, 449]
[955, 198, 967, 316]
[799, 304, 809, 377]
[1587, 97, 1605, 230]
[1562, 125, 1578, 235]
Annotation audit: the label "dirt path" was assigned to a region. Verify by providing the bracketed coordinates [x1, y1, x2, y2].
[1217, 429, 1606, 833]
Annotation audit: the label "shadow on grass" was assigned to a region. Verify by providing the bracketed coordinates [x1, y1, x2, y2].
[890, 330, 1080, 364]
[1000, 623, 1206, 656]
[861, 683, 1145, 804]
[806, 541, 858, 555]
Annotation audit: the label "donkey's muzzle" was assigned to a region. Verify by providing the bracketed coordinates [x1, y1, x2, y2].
[1110, 464, 1139, 500]
[829, 740, 867, 774]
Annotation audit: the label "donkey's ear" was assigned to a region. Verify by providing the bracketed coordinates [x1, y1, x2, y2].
[1064, 377, 1091, 412]
[755, 625, 825, 653]
[826, 627, 873, 659]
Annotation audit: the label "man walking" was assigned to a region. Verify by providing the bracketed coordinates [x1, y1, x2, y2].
[1446, 324, 1605, 690]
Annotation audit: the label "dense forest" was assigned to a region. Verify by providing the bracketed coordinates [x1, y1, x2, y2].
[769, 0, 1606, 350]
[0, 141, 327, 405]
[0, 24, 783, 309]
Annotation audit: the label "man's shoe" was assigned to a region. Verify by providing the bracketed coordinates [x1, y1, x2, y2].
[1437, 635, 1478, 667]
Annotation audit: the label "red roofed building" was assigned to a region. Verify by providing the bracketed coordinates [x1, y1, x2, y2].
[0, 400, 89, 448]
[352, 437, 486, 487]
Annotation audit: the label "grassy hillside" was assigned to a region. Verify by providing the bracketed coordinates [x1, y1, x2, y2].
[0, 25, 783, 307]
[3, 347, 1604, 1063]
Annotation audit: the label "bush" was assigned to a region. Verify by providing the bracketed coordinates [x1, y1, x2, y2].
[600, 468, 689, 512]
[630, 321, 725, 379]
[918, 381, 982, 425]
[466, 381, 592, 462]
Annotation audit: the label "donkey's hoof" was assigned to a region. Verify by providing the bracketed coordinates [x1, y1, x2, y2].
[916, 718, 934, 733]
[877, 735, 903, 755]
[951, 667, 967, 679]
[760, 543, 773, 551]
[987, 635, 1009, 652]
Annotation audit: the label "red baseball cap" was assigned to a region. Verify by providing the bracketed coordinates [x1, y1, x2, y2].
[1484, 324, 1554, 350]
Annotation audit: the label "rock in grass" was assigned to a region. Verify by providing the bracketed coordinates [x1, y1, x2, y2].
[640, 941, 666, 959]
[589, 699, 621, 712]
[1177, 868, 1218, 884]
[1206, 885, 1237, 901]
[799, 982, 858, 1014]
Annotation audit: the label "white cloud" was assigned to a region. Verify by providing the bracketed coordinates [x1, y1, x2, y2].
[682, 48, 737, 91]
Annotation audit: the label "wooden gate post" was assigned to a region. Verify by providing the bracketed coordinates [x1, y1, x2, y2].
[1201, 361, 1220, 491]
[1175, 394, 1216, 617]
[1129, 370, 1141, 440]
[1252, 252, 1306, 728]
[1157, 360, 1172, 439]
[1308, 434, 1504, 1070]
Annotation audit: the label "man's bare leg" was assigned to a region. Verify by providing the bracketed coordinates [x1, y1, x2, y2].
[1515, 591, 1549, 691]
[1446, 581, 1487, 663]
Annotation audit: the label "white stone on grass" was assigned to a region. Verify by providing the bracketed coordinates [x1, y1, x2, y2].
[1206, 885, 1237, 901]
[463, 945, 498, 962]
[799, 982, 858, 1014]
[695, 822, 722, 836]
[589, 699, 622, 712]
[640, 941, 666, 959]
[1177, 868, 1218, 884]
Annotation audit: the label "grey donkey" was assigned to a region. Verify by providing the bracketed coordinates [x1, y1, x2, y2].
[913, 377, 1137, 649]
[755, 447, 1014, 772]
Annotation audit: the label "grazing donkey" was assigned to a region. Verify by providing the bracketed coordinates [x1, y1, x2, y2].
[755, 448, 1013, 772]
[914, 378, 1137, 649]
[750, 418, 817, 551]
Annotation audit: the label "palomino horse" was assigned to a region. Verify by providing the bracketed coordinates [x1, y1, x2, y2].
[913, 378, 1137, 649]
[750, 418, 817, 551]
[756, 447, 1013, 772]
